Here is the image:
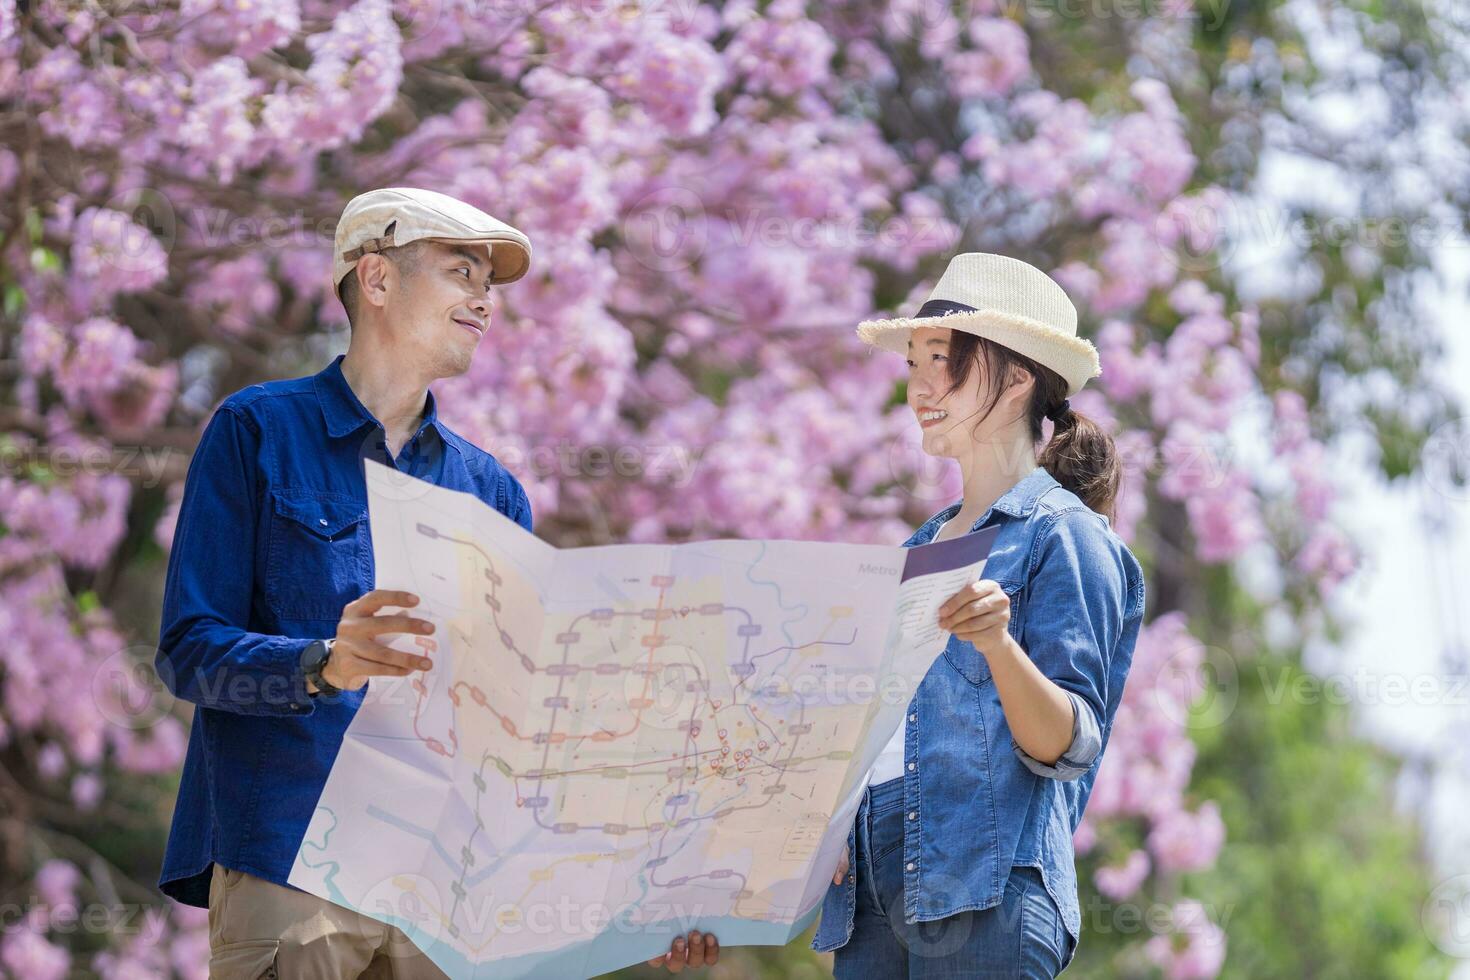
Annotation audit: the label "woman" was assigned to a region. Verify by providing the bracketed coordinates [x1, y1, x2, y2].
[649, 252, 1142, 976]
[811, 252, 1147, 977]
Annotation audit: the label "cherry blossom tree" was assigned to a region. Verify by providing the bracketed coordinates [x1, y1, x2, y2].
[0, 0, 1462, 976]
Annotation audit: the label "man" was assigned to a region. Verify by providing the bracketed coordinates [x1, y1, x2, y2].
[156, 188, 717, 977]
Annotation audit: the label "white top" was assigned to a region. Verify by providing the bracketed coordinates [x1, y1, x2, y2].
[867, 513, 957, 786]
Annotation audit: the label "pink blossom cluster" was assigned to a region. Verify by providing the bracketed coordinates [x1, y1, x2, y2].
[0, 856, 207, 980]
[0, 566, 187, 778]
[1144, 900, 1230, 979]
[1072, 617, 1233, 974]
[1273, 390, 1358, 591]
[1076, 609, 1228, 971]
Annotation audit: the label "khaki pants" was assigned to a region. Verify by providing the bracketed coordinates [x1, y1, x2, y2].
[207, 864, 450, 979]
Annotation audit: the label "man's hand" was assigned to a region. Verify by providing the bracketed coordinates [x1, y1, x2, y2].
[308, 590, 436, 694]
[937, 578, 1011, 655]
[833, 843, 849, 886]
[646, 930, 719, 972]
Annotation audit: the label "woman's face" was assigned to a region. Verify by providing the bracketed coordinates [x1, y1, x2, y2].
[905, 326, 988, 459]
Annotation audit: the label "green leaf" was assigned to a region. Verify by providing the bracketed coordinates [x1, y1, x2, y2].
[30, 246, 60, 272]
[2, 284, 24, 317]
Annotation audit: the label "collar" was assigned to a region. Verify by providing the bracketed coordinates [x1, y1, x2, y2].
[929, 464, 1057, 534]
[312, 353, 459, 454]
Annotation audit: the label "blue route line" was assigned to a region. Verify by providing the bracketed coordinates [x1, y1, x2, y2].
[358, 802, 543, 891]
[742, 541, 808, 648]
[363, 804, 463, 874]
[296, 806, 344, 899]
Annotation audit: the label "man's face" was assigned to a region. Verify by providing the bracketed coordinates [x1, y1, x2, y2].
[381, 239, 497, 378]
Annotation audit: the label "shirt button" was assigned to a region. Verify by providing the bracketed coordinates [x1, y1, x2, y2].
[907, 812, 916, 821]
[907, 762, 916, 772]
[318, 518, 328, 526]
[908, 713, 917, 722]
[905, 862, 915, 872]
[848, 874, 855, 884]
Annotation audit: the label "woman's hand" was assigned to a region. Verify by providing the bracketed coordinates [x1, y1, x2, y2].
[833, 842, 849, 886]
[646, 930, 719, 972]
[937, 578, 1011, 655]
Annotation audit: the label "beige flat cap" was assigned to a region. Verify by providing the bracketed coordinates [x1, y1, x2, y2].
[333, 187, 533, 291]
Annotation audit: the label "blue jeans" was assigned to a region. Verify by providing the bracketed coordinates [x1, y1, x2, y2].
[833, 778, 1075, 978]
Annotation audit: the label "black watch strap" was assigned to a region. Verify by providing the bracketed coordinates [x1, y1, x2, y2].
[303, 638, 342, 697]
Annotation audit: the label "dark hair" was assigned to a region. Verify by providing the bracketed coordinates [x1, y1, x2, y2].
[942, 330, 1120, 522]
[336, 240, 430, 328]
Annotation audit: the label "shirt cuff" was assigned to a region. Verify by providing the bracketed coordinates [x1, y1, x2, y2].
[280, 637, 320, 716]
[1012, 690, 1102, 781]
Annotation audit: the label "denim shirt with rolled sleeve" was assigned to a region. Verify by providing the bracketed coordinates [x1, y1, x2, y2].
[811, 464, 1146, 965]
[154, 353, 531, 908]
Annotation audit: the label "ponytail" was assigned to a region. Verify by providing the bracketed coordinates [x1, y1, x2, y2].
[1037, 403, 1120, 523]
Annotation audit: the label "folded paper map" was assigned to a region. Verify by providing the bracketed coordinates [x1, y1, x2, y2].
[288, 459, 1000, 979]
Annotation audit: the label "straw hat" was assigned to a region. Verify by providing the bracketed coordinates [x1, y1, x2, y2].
[856, 252, 1100, 396]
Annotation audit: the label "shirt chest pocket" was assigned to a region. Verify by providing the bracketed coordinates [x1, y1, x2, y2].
[941, 579, 1023, 686]
[265, 490, 368, 623]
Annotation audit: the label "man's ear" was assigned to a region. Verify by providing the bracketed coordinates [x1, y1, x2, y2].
[357, 253, 393, 311]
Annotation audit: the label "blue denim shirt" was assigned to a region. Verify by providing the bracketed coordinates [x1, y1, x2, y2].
[812, 465, 1146, 963]
[155, 354, 531, 907]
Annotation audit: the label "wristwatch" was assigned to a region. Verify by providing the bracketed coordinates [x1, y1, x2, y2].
[301, 638, 341, 697]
